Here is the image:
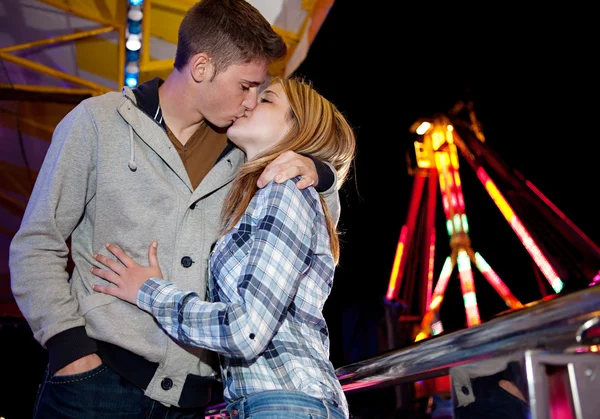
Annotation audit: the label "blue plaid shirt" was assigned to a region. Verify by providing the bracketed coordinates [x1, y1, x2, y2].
[137, 179, 348, 416]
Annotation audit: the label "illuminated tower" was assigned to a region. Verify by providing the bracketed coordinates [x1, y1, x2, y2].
[385, 110, 570, 342]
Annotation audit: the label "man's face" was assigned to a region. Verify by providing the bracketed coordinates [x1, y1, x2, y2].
[197, 59, 270, 128]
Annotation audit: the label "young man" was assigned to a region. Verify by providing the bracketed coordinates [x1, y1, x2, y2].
[9, 1, 339, 417]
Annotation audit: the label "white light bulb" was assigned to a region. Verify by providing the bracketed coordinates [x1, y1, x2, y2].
[128, 6, 143, 21]
[125, 62, 140, 74]
[126, 34, 142, 51]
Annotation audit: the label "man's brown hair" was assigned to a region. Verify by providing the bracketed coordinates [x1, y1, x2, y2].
[174, 0, 287, 78]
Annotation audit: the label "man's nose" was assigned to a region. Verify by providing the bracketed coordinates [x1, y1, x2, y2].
[242, 88, 259, 111]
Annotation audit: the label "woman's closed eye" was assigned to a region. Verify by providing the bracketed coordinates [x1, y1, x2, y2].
[259, 97, 271, 103]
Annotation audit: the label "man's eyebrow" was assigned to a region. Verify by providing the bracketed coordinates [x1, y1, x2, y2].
[242, 79, 264, 87]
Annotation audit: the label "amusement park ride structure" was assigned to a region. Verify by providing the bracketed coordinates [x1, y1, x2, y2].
[384, 100, 600, 347]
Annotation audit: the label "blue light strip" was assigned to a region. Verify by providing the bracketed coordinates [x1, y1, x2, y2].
[125, 0, 143, 87]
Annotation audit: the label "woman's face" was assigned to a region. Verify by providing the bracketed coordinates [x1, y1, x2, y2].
[226, 82, 291, 160]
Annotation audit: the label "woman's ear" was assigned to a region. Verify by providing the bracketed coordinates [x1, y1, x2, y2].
[189, 52, 211, 82]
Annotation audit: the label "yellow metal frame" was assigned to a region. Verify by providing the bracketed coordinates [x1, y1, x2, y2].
[0, 0, 322, 99]
[0, 0, 124, 97]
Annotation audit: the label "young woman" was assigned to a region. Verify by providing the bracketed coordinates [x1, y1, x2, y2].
[91, 76, 356, 419]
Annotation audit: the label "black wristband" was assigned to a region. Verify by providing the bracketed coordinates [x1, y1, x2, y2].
[306, 155, 334, 192]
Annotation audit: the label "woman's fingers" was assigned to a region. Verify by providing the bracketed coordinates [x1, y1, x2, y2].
[90, 266, 121, 285]
[105, 243, 138, 268]
[92, 284, 118, 297]
[94, 242, 144, 274]
[94, 253, 125, 275]
[147, 242, 158, 267]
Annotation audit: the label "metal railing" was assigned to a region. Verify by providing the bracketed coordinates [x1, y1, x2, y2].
[336, 285, 600, 393]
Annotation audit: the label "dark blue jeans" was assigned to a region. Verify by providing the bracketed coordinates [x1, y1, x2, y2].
[222, 390, 347, 419]
[33, 363, 206, 418]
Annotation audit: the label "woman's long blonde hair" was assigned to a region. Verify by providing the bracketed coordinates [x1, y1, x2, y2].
[220, 76, 356, 264]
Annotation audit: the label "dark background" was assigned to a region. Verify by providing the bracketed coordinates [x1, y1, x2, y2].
[292, 2, 599, 368]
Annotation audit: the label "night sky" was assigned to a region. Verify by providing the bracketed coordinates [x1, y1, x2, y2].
[292, 3, 599, 367]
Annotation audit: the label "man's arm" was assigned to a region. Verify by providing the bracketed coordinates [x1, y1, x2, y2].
[257, 151, 340, 225]
[9, 102, 99, 374]
[313, 160, 340, 226]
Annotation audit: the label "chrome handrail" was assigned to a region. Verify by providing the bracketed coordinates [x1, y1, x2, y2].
[335, 285, 600, 393]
